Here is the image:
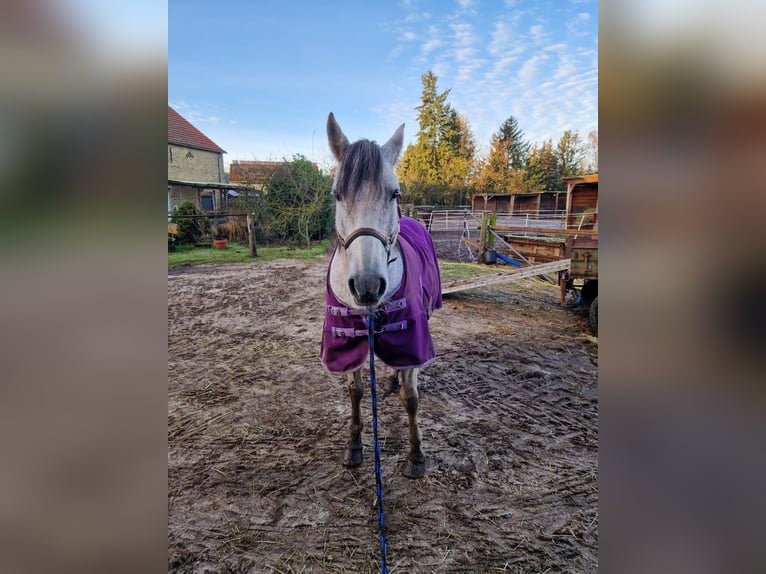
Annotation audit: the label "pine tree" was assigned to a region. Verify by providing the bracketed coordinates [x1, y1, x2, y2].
[397, 70, 476, 206]
[556, 130, 586, 179]
[497, 116, 531, 170]
[475, 115, 530, 194]
[524, 140, 561, 191]
[440, 111, 476, 205]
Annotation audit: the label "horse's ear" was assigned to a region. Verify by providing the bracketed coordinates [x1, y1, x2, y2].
[381, 123, 405, 165]
[327, 112, 350, 161]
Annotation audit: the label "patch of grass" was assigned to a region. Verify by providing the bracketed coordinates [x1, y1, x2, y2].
[438, 261, 497, 284]
[168, 241, 329, 268]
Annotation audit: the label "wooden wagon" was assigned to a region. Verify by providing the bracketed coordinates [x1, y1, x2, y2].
[490, 175, 599, 332]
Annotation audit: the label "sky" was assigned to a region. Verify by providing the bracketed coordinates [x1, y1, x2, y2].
[169, 0, 597, 172]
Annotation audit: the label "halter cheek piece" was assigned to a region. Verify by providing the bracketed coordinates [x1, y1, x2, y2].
[336, 227, 399, 265]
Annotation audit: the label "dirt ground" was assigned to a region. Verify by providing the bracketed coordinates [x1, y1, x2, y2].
[168, 256, 598, 573]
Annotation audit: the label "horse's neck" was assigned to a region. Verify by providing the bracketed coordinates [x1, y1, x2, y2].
[328, 244, 404, 309]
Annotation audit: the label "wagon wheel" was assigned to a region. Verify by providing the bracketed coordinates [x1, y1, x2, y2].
[559, 272, 575, 306]
[580, 279, 598, 307]
[589, 296, 598, 335]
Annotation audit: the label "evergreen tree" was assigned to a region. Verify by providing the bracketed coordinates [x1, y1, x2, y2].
[397, 70, 476, 206]
[440, 111, 477, 205]
[475, 115, 530, 194]
[497, 116, 531, 170]
[556, 130, 586, 178]
[524, 140, 561, 191]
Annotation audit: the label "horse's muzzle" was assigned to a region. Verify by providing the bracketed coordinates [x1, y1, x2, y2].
[348, 275, 387, 306]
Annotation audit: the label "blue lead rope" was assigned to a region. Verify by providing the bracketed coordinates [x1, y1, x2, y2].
[367, 308, 388, 574]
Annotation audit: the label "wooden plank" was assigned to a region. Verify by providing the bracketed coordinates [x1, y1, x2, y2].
[461, 235, 561, 281]
[492, 225, 598, 237]
[442, 259, 571, 295]
[460, 236, 481, 249]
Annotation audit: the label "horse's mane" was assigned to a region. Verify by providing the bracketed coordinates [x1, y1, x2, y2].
[335, 139, 383, 203]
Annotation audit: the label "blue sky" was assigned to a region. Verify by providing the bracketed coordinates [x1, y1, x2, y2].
[169, 0, 597, 171]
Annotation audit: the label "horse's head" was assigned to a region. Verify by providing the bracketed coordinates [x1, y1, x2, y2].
[327, 112, 405, 307]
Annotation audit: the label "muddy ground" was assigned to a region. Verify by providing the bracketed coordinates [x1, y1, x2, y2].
[168, 256, 598, 573]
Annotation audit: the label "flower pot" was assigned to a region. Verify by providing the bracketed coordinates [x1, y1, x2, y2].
[213, 238, 228, 249]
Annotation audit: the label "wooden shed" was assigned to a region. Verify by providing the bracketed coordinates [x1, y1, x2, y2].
[471, 191, 566, 215]
[562, 174, 598, 230]
[471, 193, 512, 212]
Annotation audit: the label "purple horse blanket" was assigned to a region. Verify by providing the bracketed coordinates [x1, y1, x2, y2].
[320, 217, 442, 374]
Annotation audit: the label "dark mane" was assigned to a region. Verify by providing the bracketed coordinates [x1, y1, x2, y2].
[335, 139, 383, 202]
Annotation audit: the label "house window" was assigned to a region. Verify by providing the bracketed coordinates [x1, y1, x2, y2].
[200, 192, 214, 211]
[186, 151, 195, 162]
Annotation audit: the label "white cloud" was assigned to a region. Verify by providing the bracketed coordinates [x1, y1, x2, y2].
[484, 51, 522, 81]
[420, 25, 445, 56]
[489, 20, 512, 55]
[567, 12, 594, 36]
[404, 10, 430, 23]
[553, 54, 578, 80]
[449, 22, 484, 82]
[545, 43, 568, 52]
[518, 53, 548, 85]
[530, 23, 547, 44]
[452, 21, 476, 46]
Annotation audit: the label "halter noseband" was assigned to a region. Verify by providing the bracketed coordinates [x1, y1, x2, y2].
[336, 226, 399, 264]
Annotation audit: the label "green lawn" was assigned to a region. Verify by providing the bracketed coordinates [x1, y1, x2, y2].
[438, 261, 497, 284]
[168, 241, 499, 283]
[168, 241, 330, 268]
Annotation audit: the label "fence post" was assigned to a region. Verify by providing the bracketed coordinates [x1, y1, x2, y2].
[247, 213, 257, 257]
[479, 212, 488, 254]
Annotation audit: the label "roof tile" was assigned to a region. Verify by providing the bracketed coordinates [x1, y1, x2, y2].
[168, 106, 225, 154]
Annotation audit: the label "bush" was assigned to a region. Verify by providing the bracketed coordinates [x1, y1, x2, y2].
[263, 155, 333, 247]
[171, 201, 210, 245]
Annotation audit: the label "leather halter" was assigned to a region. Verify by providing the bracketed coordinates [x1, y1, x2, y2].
[336, 226, 399, 264]
[336, 227, 397, 252]
[335, 197, 402, 263]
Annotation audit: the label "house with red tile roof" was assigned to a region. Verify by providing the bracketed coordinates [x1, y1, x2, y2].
[168, 106, 229, 212]
[229, 160, 321, 192]
[229, 160, 286, 188]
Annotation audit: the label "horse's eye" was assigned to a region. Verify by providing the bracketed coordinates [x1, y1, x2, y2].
[391, 189, 401, 201]
[333, 191, 341, 201]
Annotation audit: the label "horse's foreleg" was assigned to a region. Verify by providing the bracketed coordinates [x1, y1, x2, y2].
[384, 366, 400, 394]
[400, 368, 425, 478]
[343, 369, 364, 467]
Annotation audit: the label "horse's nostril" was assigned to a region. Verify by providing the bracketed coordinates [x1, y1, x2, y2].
[349, 275, 385, 304]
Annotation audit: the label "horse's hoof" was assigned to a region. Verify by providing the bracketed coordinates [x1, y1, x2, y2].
[402, 456, 425, 479]
[343, 447, 363, 467]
